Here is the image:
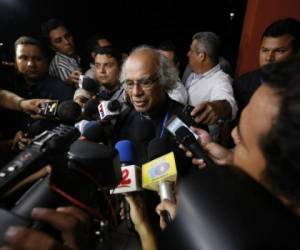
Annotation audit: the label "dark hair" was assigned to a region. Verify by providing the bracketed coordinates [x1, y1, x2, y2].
[262, 18, 300, 53]
[260, 55, 300, 206]
[94, 46, 122, 67]
[41, 18, 67, 40]
[158, 40, 179, 65]
[14, 36, 46, 58]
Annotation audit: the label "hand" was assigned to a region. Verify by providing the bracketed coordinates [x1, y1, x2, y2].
[191, 100, 231, 125]
[1, 207, 91, 250]
[124, 194, 149, 231]
[155, 200, 176, 230]
[125, 194, 157, 250]
[11, 131, 31, 150]
[179, 127, 233, 168]
[20, 99, 50, 117]
[66, 71, 81, 88]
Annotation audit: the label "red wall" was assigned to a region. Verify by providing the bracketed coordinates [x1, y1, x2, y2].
[235, 0, 300, 77]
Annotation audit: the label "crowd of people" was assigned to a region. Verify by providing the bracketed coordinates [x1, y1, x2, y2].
[0, 17, 300, 249]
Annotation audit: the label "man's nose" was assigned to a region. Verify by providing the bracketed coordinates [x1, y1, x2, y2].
[132, 83, 144, 95]
[266, 51, 275, 62]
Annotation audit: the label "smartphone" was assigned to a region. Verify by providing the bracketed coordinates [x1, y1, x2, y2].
[165, 115, 198, 140]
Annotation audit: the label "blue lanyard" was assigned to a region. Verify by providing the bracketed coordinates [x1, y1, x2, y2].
[160, 111, 170, 138]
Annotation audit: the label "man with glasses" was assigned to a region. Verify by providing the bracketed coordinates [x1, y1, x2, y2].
[113, 46, 190, 165]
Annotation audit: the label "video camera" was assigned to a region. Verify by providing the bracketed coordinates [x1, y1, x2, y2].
[0, 126, 122, 245]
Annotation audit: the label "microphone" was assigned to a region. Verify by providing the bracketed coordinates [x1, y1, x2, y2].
[98, 100, 121, 120]
[82, 99, 100, 120]
[142, 138, 177, 225]
[112, 140, 141, 194]
[74, 119, 90, 134]
[113, 140, 141, 231]
[80, 121, 107, 143]
[132, 119, 155, 142]
[40, 100, 82, 124]
[81, 77, 99, 94]
[175, 126, 215, 167]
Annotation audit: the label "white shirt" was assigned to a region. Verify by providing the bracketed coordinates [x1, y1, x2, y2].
[168, 80, 188, 105]
[185, 64, 237, 141]
[186, 64, 237, 119]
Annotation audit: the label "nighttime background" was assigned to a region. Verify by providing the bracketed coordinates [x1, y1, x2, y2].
[0, 0, 247, 74]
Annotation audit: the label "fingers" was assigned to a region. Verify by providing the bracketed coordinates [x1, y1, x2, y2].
[31, 208, 80, 232]
[3, 226, 61, 250]
[192, 158, 206, 168]
[155, 200, 176, 219]
[56, 207, 90, 224]
[190, 102, 207, 117]
[191, 102, 218, 125]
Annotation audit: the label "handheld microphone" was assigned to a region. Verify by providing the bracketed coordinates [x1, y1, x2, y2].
[75, 119, 90, 134]
[113, 140, 141, 231]
[83, 99, 100, 120]
[40, 100, 82, 124]
[98, 100, 121, 120]
[112, 140, 141, 194]
[80, 121, 106, 143]
[175, 126, 215, 167]
[81, 76, 99, 94]
[142, 138, 177, 225]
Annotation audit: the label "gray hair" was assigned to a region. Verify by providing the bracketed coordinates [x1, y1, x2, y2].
[192, 32, 220, 64]
[120, 45, 178, 91]
[14, 36, 46, 58]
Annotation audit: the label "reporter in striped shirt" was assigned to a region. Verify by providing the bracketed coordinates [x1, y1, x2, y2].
[42, 18, 82, 88]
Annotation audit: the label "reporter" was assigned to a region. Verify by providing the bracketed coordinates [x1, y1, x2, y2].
[1, 207, 91, 250]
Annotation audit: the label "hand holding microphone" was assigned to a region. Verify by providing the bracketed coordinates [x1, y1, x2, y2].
[178, 126, 233, 168]
[142, 138, 177, 226]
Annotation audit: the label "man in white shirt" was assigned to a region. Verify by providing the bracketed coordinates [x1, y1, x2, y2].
[185, 32, 237, 140]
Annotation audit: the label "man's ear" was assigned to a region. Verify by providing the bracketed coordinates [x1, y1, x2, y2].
[199, 51, 206, 62]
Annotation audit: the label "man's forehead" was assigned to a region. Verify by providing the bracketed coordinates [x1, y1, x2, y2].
[16, 44, 42, 55]
[124, 54, 155, 78]
[261, 35, 294, 48]
[95, 54, 117, 63]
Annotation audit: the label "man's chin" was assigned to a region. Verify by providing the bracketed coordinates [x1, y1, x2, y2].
[133, 104, 149, 113]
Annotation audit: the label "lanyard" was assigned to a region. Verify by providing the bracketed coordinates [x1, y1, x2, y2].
[160, 111, 170, 138]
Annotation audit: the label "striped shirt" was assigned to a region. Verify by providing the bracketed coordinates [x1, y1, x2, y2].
[49, 52, 81, 81]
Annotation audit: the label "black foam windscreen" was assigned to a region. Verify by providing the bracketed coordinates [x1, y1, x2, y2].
[81, 121, 106, 143]
[147, 137, 172, 161]
[82, 77, 99, 93]
[57, 101, 81, 124]
[67, 140, 121, 188]
[83, 99, 99, 118]
[132, 119, 155, 142]
[107, 100, 121, 112]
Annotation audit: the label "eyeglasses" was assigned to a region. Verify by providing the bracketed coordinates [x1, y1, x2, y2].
[122, 75, 159, 90]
